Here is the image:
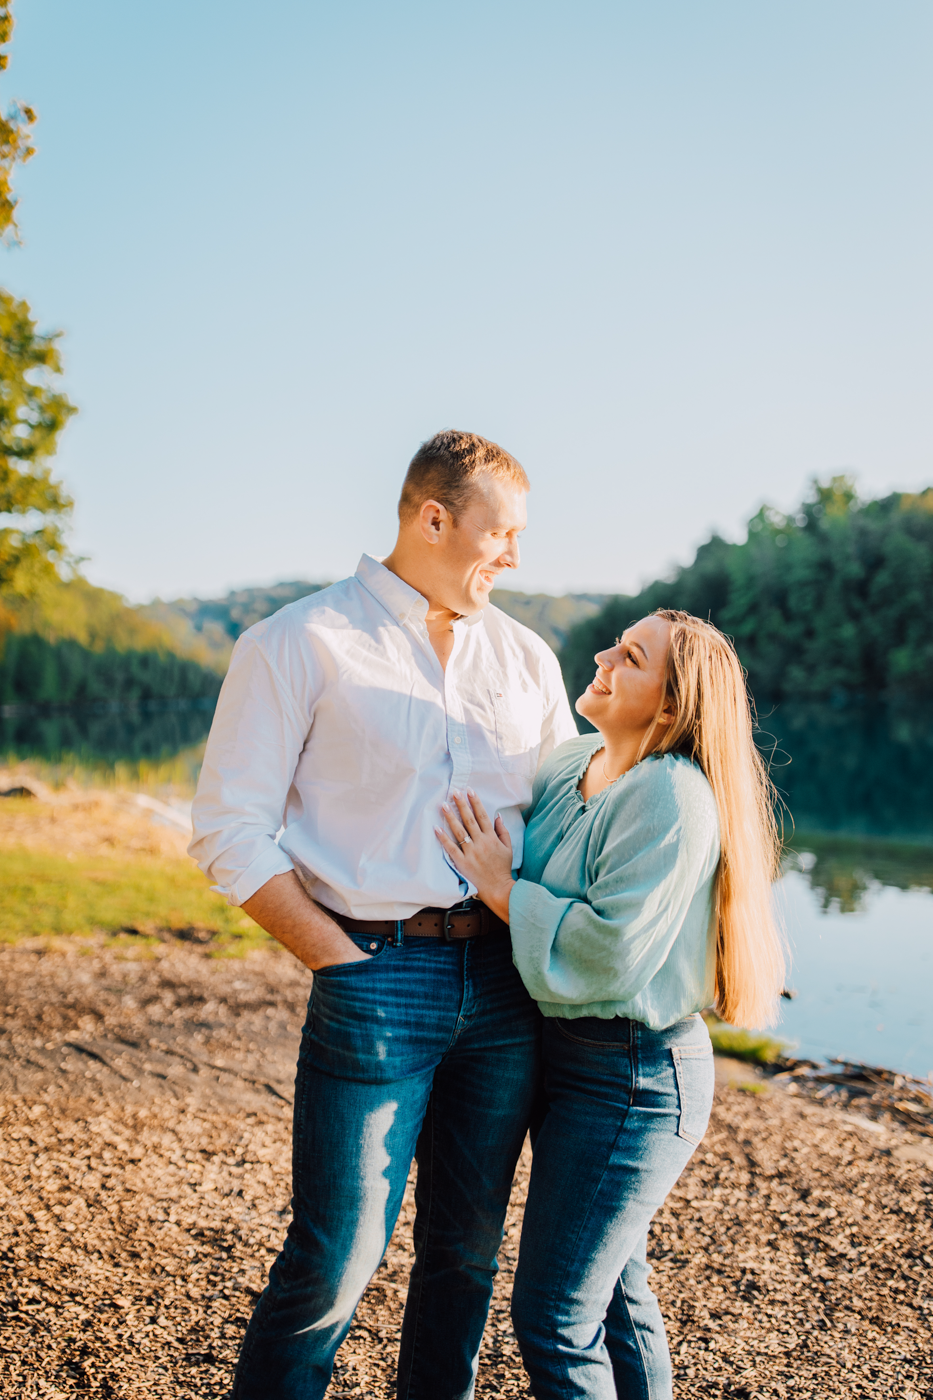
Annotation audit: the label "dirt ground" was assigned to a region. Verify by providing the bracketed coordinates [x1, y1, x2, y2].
[1, 937, 931, 1400]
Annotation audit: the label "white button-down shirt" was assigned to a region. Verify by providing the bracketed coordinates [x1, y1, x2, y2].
[189, 554, 579, 918]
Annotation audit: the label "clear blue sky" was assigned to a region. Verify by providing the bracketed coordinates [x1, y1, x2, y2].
[6, 0, 933, 601]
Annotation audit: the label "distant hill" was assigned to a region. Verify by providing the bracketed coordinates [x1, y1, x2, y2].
[488, 591, 608, 650]
[0, 577, 223, 707]
[143, 581, 608, 667]
[0, 573, 610, 711]
[5, 577, 182, 655]
[139, 582, 329, 671]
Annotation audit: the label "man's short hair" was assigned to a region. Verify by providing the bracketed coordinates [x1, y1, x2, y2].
[398, 430, 529, 524]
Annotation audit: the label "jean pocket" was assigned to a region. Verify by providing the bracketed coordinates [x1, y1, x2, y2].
[313, 934, 387, 975]
[671, 1045, 714, 1145]
[554, 1015, 631, 1049]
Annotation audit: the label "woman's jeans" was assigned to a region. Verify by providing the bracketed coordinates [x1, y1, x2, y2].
[231, 929, 541, 1400]
[511, 1012, 714, 1400]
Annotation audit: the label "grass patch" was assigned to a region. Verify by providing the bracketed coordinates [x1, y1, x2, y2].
[0, 846, 268, 951]
[703, 1011, 791, 1065]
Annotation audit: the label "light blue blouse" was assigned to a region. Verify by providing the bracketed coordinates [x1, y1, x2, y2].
[508, 736, 720, 1031]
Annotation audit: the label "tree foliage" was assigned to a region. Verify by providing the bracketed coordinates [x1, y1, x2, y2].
[0, 5, 76, 602]
[0, 633, 223, 706]
[6, 575, 190, 656]
[0, 575, 228, 704]
[0, 290, 76, 597]
[0, 4, 35, 244]
[560, 478, 933, 707]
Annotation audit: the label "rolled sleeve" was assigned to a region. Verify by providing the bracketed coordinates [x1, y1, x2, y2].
[214, 844, 296, 908]
[189, 628, 317, 906]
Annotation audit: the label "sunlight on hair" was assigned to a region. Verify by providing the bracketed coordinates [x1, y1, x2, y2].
[642, 610, 786, 1029]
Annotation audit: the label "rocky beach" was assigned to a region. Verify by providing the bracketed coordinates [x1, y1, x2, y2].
[1, 931, 930, 1399]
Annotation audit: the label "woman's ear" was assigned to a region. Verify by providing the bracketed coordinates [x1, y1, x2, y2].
[658, 699, 676, 727]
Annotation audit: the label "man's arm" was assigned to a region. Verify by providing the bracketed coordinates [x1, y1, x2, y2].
[190, 630, 367, 971]
[243, 871, 370, 970]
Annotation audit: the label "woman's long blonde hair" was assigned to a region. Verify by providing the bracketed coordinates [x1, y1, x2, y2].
[639, 610, 785, 1028]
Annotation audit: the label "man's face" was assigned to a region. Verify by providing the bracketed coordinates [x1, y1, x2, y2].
[432, 480, 527, 615]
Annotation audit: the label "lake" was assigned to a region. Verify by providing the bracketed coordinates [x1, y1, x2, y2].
[3, 696, 931, 1077]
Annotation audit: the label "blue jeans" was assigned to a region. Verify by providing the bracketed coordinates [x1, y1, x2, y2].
[511, 1012, 714, 1400]
[231, 929, 541, 1400]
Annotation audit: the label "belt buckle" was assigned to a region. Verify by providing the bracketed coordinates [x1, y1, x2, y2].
[442, 897, 478, 941]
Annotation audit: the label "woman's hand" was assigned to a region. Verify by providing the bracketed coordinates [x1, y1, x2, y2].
[436, 789, 515, 924]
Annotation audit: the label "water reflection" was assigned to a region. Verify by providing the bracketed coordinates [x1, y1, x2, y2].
[784, 834, 933, 913]
[775, 873, 933, 1078]
[760, 699, 933, 841]
[763, 704, 933, 1071]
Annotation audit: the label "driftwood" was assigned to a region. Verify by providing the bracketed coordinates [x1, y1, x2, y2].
[773, 1057, 933, 1136]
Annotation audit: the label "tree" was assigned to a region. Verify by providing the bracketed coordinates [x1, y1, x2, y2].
[560, 478, 933, 707]
[0, 4, 75, 602]
[0, 3, 35, 244]
[0, 291, 76, 595]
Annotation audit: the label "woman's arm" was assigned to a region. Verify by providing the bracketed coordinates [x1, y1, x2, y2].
[510, 773, 719, 1007]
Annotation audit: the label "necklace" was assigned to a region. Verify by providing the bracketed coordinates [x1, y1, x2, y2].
[601, 755, 620, 785]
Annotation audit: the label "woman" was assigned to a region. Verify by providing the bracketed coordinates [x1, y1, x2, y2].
[437, 609, 784, 1400]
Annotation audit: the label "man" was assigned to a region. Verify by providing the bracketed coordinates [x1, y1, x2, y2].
[189, 430, 578, 1399]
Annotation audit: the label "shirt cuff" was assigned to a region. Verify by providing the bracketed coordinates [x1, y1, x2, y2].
[507, 878, 569, 997]
[214, 844, 296, 907]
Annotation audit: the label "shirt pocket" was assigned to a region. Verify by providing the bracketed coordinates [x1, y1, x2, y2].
[489, 686, 543, 777]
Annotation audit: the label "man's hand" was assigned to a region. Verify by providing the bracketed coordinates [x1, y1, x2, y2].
[435, 790, 515, 924]
[241, 871, 371, 971]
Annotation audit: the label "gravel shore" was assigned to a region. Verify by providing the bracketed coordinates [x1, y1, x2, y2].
[1, 938, 930, 1399]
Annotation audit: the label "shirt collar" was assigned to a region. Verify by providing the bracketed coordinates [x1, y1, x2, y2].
[355, 554, 429, 625]
[355, 553, 486, 629]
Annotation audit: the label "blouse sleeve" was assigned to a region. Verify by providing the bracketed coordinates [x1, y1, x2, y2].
[508, 764, 718, 1007]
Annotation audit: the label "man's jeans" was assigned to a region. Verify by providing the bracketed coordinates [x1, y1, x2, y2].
[511, 1012, 714, 1400]
[232, 929, 541, 1400]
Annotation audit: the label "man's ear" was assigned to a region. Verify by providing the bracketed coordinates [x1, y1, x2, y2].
[418, 498, 451, 546]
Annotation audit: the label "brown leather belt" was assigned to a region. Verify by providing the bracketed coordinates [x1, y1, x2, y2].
[331, 898, 507, 942]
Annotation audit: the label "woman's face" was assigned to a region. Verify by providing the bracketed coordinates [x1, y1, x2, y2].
[575, 614, 673, 739]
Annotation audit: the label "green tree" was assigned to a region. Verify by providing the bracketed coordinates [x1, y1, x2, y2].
[560, 478, 933, 709]
[0, 3, 75, 604]
[0, 290, 76, 597]
[0, 3, 35, 243]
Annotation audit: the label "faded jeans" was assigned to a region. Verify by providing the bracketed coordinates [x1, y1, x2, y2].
[511, 1012, 714, 1399]
[231, 928, 541, 1400]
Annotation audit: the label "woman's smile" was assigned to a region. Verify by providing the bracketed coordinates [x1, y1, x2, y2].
[589, 674, 611, 695]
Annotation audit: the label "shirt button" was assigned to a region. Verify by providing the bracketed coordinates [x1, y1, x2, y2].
[454, 737, 462, 744]
[398, 612, 404, 619]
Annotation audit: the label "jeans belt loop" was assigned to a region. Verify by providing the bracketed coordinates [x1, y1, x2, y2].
[392, 919, 404, 948]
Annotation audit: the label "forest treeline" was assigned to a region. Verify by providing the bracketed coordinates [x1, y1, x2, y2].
[0, 576, 224, 706]
[8, 476, 933, 710]
[0, 632, 222, 706]
[560, 479, 933, 708]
